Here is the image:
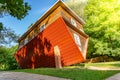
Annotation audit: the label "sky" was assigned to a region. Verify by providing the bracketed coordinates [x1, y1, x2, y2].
[0, 0, 62, 36]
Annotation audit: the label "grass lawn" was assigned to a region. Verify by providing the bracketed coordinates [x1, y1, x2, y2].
[73, 61, 120, 69]
[85, 61, 120, 68]
[14, 68, 120, 80]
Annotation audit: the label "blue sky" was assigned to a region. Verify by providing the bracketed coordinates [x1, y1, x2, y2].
[0, 0, 61, 36]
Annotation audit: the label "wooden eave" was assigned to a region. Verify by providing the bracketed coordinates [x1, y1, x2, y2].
[18, 0, 85, 42]
[65, 19, 89, 39]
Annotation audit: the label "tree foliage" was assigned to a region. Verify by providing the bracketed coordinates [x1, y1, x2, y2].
[0, 23, 19, 46]
[65, 0, 120, 59]
[65, 0, 87, 19]
[0, 0, 30, 70]
[85, 0, 120, 58]
[0, 0, 31, 19]
[0, 45, 19, 70]
[0, 0, 30, 46]
[0, 23, 3, 31]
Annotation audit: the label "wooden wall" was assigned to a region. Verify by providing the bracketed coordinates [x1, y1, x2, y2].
[15, 17, 85, 68]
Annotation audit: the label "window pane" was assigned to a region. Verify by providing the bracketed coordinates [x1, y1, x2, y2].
[74, 33, 81, 46]
[71, 18, 77, 27]
[40, 24, 46, 32]
[24, 38, 28, 44]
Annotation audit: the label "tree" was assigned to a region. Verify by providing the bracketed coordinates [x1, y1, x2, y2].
[0, 0, 30, 46]
[0, 0, 30, 69]
[0, 0, 31, 19]
[65, 0, 87, 19]
[0, 25, 19, 46]
[84, 0, 120, 59]
[65, 0, 120, 59]
[0, 45, 19, 70]
[0, 23, 3, 31]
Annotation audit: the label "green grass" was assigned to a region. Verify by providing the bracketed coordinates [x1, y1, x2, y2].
[86, 61, 120, 68]
[74, 61, 120, 68]
[14, 68, 120, 80]
[12, 62, 120, 80]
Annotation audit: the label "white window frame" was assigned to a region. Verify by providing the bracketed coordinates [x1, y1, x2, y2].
[40, 23, 46, 32]
[74, 33, 81, 46]
[24, 37, 28, 45]
[71, 18, 77, 27]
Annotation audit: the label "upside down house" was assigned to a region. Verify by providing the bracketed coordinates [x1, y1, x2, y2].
[14, 0, 89, 69]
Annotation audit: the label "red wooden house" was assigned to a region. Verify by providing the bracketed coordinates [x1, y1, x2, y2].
[14, 0, 89, 69]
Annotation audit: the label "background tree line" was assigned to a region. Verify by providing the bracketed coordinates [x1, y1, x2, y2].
[0, 45, 19, 70]
[0, 0, 31, 70]
[65, 0, 120, 61]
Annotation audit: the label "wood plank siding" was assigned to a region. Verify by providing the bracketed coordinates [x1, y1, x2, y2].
[15, 17, 85, 68]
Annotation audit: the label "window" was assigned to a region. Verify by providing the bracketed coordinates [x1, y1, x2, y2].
[31, 32, 34, 39]
[31, 35, 34, 39]
[28, 35, 31, 41]
[34, 28, 38, 37]
[40, 24, 46, 32]
[74, 33, 81, 46]
[24, 37, 28, 45]
[71, 18, 77, 27]
[19, 40, 24, 49]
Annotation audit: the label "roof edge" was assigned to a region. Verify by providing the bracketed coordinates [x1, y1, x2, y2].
[18, 0, 85, 42]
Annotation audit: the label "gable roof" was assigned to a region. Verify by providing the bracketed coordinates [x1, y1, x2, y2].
[18, 0, 85, 42]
